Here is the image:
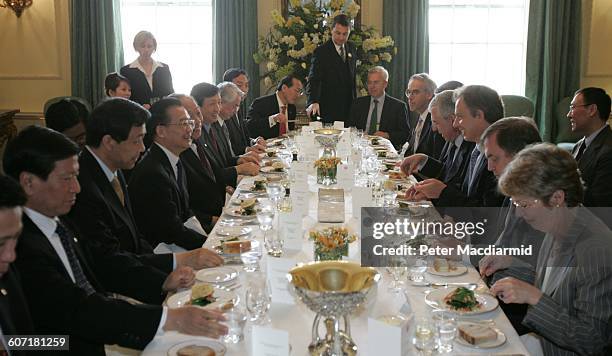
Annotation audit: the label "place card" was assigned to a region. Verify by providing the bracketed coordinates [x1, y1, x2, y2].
[309, 121, 323, 129]
[336, 164, 354, 189]
[266, 257, 297, 305]
[290, 161, 308, 182]
[279, 210, 302, 251]
[291, 181, 309, 216]
[352, 186, 373, 220]
[367, 315, 411, 356]
[252, 326, 290, 356]
[333, 121, 344, 129]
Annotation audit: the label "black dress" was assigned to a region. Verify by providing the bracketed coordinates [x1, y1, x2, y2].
[120, 60, 174, 106]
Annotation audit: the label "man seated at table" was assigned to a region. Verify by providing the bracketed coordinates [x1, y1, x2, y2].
[3, 126, 227, 355]
[404, 73, 445, 159]
[403, 85, 505, 208]
[401, 90, 475, 192]
[346, 66, 409, 150]
[567, 87, 612, 208]
[246, 75, 303, 139]
[67, 98, 223, 274]
[129, 98, 208, 251]
[480, 143, 612, 356]
[44, 98, 89, 149]
[0, 175, 35, 354]
[190, 83, 260, 188]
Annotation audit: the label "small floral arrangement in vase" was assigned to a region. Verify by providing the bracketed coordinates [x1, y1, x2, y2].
[309, 226, 357, 261]
[314, 156, 342, 185]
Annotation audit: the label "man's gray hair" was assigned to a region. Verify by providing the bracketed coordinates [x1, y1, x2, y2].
[368, 66, 389, 81]
[429, 90, 455, 119]
[217, 81, 244, 103]
[409, 73, 437, 94]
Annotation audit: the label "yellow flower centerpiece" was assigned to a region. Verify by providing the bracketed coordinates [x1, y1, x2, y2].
[314, 156, 341, 185]
[254, 0, 395, 93]
[309, 226, 357, 261]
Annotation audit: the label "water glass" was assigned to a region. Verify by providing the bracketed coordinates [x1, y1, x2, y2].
[409, 258, 428, 283]
[386, 266, 407, 292]
[240, 241, 262, 272]
[264, 230, 284, 257]
[222, 307, 247, 344]
[245, 279, 271, 324]
[413, 317, 437, 355]
[432, 310, 457, 353]
[266, 182, 284, 206]
[383, 187, 398, 207]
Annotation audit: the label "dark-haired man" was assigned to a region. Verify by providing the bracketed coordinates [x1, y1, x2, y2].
[568, 87, 612, 207]
[68, 98, 222, 277]
[247, 75, 303, 139]
[0, 175, 35, 356]
[306, 14, 357, 123]
[45, 98, 89, 148]
[129, 98, 208, 251]
[3, 126, 227, 355]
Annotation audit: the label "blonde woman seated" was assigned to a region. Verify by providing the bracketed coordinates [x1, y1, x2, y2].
[479, 143, 612, 356]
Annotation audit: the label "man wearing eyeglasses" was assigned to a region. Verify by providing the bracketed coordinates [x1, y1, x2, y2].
[247, 75, 303, 139]
[567, 87, 612, 207]
[129, 98, 208, 251]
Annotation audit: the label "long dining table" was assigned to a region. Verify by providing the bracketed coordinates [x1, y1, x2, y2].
[141, 133, 529, 356]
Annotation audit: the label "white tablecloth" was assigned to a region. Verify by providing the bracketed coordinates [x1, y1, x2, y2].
[142, 170, 529, 355]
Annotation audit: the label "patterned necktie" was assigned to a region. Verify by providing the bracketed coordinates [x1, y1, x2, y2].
[574, 140, 586, 161]
[55, 222, 96, 295]
[340, 46, 346, 62]
[279, 106, 287, 136]
[413, 117, 425, 153]
[368, 99, 379, 135]
[110, 175, 125, 206]
[195, 142, 215, 181]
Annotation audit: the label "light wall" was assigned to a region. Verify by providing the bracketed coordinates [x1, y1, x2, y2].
[0, 0, 71, 115]
[0, 0, 609, 117]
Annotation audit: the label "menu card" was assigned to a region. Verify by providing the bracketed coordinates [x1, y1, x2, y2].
[336, 164, 354, 189]
[333, 121, 344, 129]
[309, 121, 323, 129]
[266, 257, 297, 305]
[252, 326, 290, 356]
[352, 186, 373, 220]
[290, 161, 308, 183]
[367, 315, 411, 356]
[279, 210, 302, 251]
[291, 181, 309, 216]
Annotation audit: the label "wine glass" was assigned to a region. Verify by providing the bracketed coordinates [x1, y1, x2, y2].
[240, 241, 262, 272]
[266, 182, 284, 207]
[413, 317, 437, 355]
[386, 259, 407, 293]
[409, 257, 428, 283]
[256, 200, 274, 240]
[245, 278, 271, 325]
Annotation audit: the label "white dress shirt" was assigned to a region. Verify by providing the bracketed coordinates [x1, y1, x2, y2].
[365, 93, 386, 132]
[268, 92, 288, 129]
[155, 142, 180, 180]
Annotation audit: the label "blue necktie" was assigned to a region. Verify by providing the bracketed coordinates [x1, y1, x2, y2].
[55, 222, 96, 295]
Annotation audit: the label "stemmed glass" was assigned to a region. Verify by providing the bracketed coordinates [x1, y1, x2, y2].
[386, 259, 407, 293]
[245, 276, 271, 325]
[266, 182, 284, 208]
[240, 241, 262, 272]
[256, 200, 275, 254]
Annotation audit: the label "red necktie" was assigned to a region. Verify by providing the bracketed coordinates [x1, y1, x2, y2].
[279, 105, 287, 136]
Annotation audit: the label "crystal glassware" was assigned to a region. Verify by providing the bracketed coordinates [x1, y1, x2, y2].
[432, 310, 457, 353]
[240, 241, 262, 272]
[413, 317, 437, 355]
[245, 277, 271, 325]
[222, 306, 247, 344]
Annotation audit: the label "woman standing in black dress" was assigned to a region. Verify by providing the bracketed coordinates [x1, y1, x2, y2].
[120, 30, 174, 108]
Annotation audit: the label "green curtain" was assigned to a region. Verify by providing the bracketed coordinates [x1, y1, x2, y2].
[212, 0, 260, 103]
[70, 0, 124, 107]
[525, 0, 581, 142]
[383, 0, 429, 100]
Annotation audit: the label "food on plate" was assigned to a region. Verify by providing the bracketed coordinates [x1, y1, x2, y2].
[444, 287, 481, 312]
[272, 161, 286, 172]
[265, 148, 277, 157]
[383, 180, 397, 191]
[388, 171, 405, 180]
[239, 198, 257, 216]
[370, 137, 380, 145]
[221, 239, 251, 254]
[376, 150, 387, 158]
[458, 324, 498, 345]
[433, 258, 457, 272]
[189, 284, 216, 307]
[253, 177, 267, 191]
[176, 345, 216, 356]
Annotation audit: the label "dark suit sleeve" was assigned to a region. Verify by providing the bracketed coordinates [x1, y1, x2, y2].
[246, 98, 278, 140]
[346, 100, 360, 128]
[15, 241, 162, 350]
[419, 156, 444, 179]
[584, 150, 612, 207]
[384, 101, 410, 149]
[306, 46, 324, 105]
[130, 172, 205, 251]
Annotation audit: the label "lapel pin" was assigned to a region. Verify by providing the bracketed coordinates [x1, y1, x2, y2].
[1, 288, 7, 296]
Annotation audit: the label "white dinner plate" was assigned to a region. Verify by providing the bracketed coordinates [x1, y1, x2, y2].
[223, 207, 257, 219]
[196, 266, 238, 284]
[215, 226, 252, 237]
[166, 287, 236, 310]
[214, 239, 259, 257]
[260, 166, 287, 174]
[166, 339, 226, 356]
[239, 184, 268, 194]
[427, 264, 468, 277]
[425, 287, 499, 315]
[455, 322, 507, 349]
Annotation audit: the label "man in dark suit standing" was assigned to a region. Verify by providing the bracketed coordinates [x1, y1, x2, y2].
[3, 126, 227, 355]
[306, 14, 357, 123]
[0, 176, 35, 356]
[129, 98, 208, 251]
[568, 87, 612, 207]
[68, 98, 223, 271]
[405, 85, 505, 208]
[401, 90, 474, 192]
[347, 66, 409, 149]
[247, 75, 303, 139]
[405, 73, 445, 159]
